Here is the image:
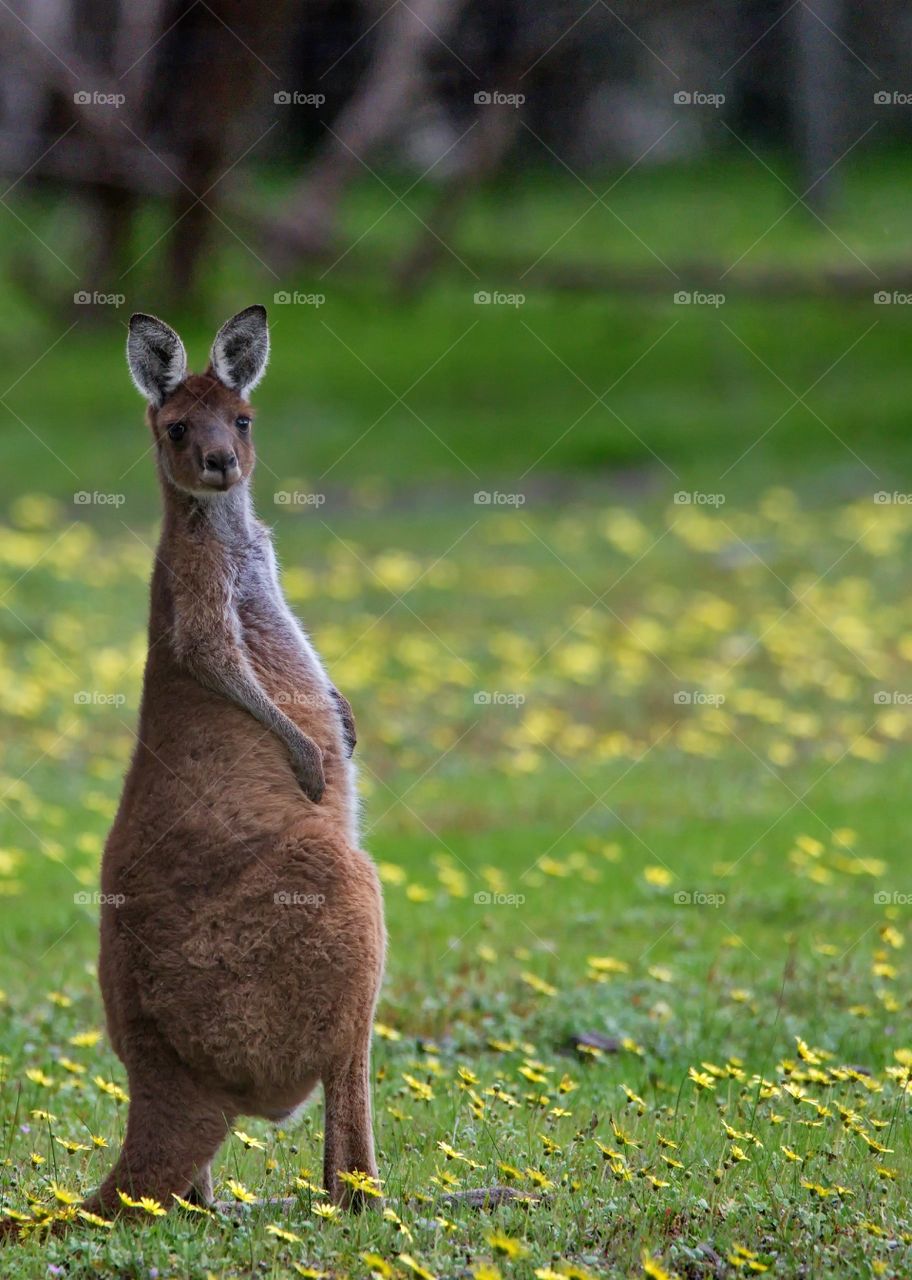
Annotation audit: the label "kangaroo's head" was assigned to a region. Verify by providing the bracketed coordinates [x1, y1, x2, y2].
[126, 305, 269, 496]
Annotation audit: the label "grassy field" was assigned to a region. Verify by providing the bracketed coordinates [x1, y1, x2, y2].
[2, 158, 912, 1277]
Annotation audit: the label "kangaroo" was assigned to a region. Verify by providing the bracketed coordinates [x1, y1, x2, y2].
[79, 305, 385, 1218]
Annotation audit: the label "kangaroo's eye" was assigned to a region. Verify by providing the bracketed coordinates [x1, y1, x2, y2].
[167, 422, 186, 441]
[236, 416, 251, 431]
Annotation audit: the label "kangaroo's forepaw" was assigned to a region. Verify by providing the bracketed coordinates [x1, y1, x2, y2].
[291, 735, 326, 802]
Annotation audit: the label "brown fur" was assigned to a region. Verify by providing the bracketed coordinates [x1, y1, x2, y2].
[81, 312, 386, 1220]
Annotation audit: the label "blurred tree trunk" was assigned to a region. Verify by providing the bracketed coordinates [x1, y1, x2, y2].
[792, 0, 843, 216]
[0, 0, 70, 151]
[393, 92, 522, 294]
[164, 0, 297, 296]
[274, 0, 468, 257]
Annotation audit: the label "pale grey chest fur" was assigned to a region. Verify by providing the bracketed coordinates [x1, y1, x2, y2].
[234, 525, 332, 693]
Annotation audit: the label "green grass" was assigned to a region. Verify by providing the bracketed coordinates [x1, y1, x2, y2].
[3, 156, 912, 1276]
[2, 149, 912, 518]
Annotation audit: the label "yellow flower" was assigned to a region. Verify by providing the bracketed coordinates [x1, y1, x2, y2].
[76, 1209, 112, 1228]
[377, 862, 407, 885]
[437, 1141, 481, 1168]
[399, 1255, 436, 1280]
[117, 1190, 166, 1216]
[688, 1068, 716, 1091]
[374, 1022, 402, 1041]
[338, 1170, 382, 1197]
[313, 1202, 341, 1219]
[611, 1119, 640, 1148]
[172, 1195, 212, 1215]
[363, 1253, 396, 1278]
[226, 1179, 257, 1205]
[25, 1069, 55, 1088]
[55, 1137, 90, 1153]
[520, 972, 557, 997]
[641, 1253, 675, 1280]
[50, 1182, 80, 1206]
[69, 1030, 103, 1048]
[402, 1073, 434, 1101]
[728, 1245, 768, 1272]
[232, 1129, 266, 1150]
[94, 1075, 129, 1103]
[383, 1206, 414, 1240]
[266, 1224, 302, 1243]
[485, 1231, 529, 1259]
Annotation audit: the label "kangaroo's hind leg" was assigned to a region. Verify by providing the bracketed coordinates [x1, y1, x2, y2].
[82, 1059, 232, 1218]
[323, 1036, 378, 1210]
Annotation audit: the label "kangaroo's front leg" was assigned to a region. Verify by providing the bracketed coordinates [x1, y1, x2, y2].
[168, 554, 325, 801]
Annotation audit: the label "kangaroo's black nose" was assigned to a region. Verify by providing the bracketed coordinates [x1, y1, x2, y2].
[205, 449, 238, 472]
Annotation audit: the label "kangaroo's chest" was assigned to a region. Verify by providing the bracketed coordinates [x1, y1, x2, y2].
[234, 542, 329, 696]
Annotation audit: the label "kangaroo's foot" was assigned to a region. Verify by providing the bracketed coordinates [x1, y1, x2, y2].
[185, 1160, 214, 1206]
[323, 1039, 378, 1210]
[81, 1066, 232, 1219]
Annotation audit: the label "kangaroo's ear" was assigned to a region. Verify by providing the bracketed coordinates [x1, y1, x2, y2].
[127, 313, 187, 407]
[209, 304, 269, 398]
